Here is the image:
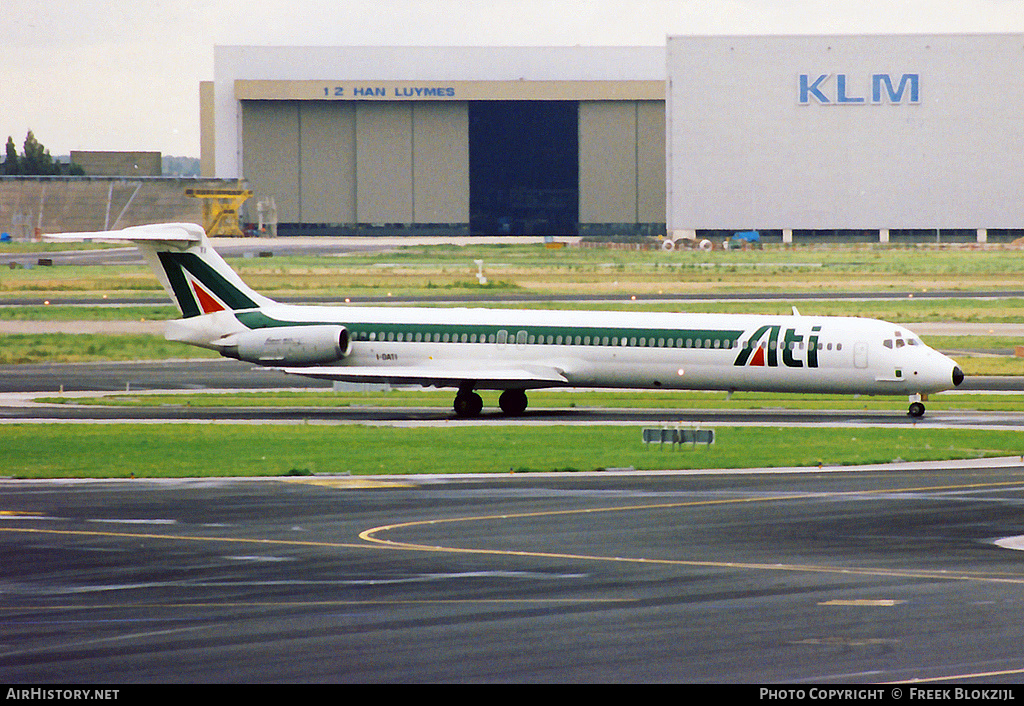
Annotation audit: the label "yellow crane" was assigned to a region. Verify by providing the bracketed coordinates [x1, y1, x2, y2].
[185, 187, 253, 236]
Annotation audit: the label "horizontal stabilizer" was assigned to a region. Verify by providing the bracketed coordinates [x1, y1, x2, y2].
[276, 364, 569, 389]
[44, 222, 205, 245]
[46, 222, 273, 317]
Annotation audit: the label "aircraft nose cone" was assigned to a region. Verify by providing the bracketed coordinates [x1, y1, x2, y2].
[952, 365, 964, 387]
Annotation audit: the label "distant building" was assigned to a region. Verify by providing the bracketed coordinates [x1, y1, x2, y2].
[666, 34, 1024, 244]
[203, 39, 1024, 241]
[71, 151, 162, 177]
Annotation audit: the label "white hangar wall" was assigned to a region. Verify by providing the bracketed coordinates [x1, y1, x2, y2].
[208, 46, 666, 236]
[666, 34, 1024, 236]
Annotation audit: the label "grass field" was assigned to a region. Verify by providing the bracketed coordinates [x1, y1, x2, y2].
[0, 424, 1019, 478]
[224, 243, 1024, 297]
[0, 333, 219, 364]
[3, 298, 1024, 323]
[3, 241, 1024, 299]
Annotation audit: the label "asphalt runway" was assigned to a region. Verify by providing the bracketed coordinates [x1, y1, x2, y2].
[4, 461, 1024, 683]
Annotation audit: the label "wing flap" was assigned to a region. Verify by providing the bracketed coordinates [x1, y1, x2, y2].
[276, 364, 569, 389]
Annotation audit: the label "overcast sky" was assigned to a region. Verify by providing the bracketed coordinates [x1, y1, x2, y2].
[3, 0, 1022, 158]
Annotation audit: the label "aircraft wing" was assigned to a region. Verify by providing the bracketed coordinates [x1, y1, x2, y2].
[276, 364, 569, 389]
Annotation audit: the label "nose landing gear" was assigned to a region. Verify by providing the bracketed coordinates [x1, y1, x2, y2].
[908, 393, 926, 418]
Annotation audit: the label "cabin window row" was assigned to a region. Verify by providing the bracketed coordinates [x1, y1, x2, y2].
[742, 340, 845, 352]
[354, 330, 740, 349]
[352, 329, 847, 352]
[351, 330, 847, 354]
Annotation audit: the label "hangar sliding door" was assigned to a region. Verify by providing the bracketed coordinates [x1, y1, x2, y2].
[243, 100, 468, 232]
[300, 102, 356, 224]
[242, 101, 300, 223]
[356, 103, 413, 222]
[578, 100, 665, 234]
[355, 102, 469, 226]
[412, 102, 469, 225]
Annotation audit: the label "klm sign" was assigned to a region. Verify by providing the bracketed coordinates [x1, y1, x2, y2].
[799, 73, 920, 105]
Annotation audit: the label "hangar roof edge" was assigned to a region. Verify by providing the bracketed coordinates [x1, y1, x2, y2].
[214, 46, 665, 83]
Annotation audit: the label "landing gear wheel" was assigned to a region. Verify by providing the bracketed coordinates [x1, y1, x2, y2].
[453, 391, 483, 418]
[908, 401, 926, 418]
[498, 389, 529, 416]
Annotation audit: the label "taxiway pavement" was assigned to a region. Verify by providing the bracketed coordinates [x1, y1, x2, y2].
[4, 460, 1024, 683]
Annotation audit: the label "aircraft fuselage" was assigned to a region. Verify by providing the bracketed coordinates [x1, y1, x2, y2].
[209, 303, 962, 397]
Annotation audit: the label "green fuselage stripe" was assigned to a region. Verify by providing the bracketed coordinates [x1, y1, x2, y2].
[234, 312, 743, 349]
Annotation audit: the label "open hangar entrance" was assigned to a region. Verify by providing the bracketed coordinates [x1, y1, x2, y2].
[469, 101, 579, 236]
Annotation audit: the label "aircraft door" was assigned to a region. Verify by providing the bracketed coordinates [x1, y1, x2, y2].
[854, 342, 869, 369]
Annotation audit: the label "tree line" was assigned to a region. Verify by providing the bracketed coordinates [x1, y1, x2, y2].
[3, 131, 84, 176]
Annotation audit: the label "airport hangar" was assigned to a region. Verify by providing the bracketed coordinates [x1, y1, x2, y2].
[203, 37, 1024, 242]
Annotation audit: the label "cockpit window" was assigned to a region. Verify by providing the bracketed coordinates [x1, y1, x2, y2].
[884, 337, 914, 350]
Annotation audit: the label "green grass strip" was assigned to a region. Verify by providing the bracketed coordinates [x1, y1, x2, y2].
[0, 334, 218, 364]
[0, 306, 178, 321]
[0, 425, 1018, 478]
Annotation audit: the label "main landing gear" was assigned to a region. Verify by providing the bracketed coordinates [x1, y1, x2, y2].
[498, 389, 528, 416]
[452, 387, 529, 418]
[453, 389, 483, 418]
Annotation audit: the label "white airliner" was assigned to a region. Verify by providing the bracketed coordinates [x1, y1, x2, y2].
[49, 223, 964, 417]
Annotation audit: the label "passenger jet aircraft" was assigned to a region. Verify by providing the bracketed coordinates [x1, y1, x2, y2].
[49, 223, 964, 417]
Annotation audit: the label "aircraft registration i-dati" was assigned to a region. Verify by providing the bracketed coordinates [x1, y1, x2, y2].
[47, 223, 965, 418]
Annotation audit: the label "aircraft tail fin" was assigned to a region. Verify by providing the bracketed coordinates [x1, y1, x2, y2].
[46, 222, 275, 317]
